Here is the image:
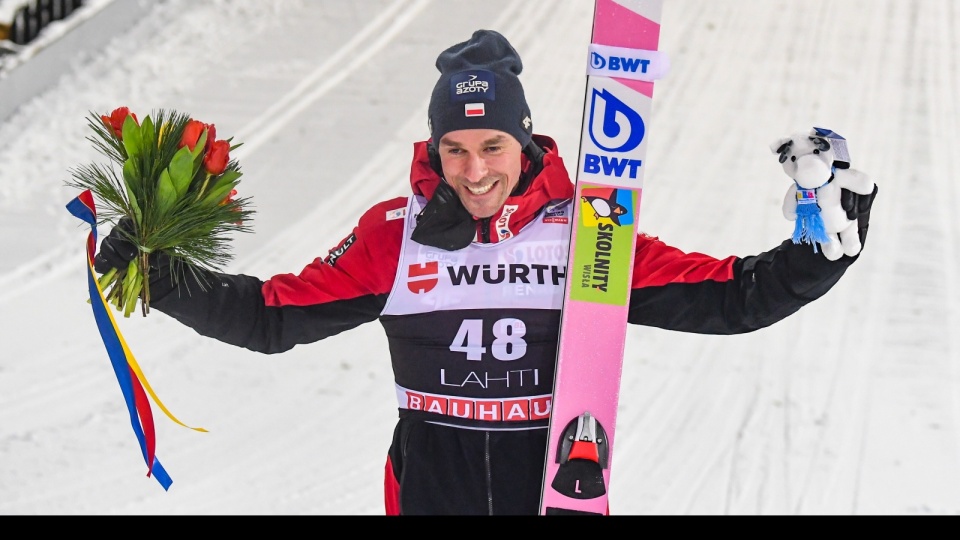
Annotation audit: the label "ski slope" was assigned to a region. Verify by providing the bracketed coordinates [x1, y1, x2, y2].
[1, 0, 958, 515]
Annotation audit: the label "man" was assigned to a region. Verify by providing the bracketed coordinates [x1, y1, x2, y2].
[94, 30, 877, 515]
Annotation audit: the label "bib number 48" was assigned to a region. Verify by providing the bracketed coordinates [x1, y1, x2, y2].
[449, 318, 528, 361]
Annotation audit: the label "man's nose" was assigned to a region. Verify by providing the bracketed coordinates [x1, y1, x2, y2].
[463, 154, 488, 182]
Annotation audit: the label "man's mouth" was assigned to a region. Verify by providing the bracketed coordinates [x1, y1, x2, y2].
[466, 181, 496, 195]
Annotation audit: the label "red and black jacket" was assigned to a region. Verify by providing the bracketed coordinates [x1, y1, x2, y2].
[151, 134, 856, 350]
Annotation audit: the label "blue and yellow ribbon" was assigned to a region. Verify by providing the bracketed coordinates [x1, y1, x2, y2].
[66, 190, 207, 491]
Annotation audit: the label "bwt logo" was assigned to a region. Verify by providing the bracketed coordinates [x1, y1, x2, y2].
[585, 88, 645, 179]
[588, 89, 644, 153]
[591, 52, 651, 75]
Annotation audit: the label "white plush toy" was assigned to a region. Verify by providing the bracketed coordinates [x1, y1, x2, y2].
[771, 127, 875, 261]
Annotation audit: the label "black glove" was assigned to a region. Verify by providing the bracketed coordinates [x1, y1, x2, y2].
[94, 217, 139, 274]
[840, 184, 879, 248]
[94, 218, 182, 303]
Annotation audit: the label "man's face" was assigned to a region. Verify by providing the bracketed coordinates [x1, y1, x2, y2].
[438, 129, 523, 219]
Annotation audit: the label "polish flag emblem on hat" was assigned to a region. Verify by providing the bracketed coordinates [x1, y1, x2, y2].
[465, 103, 485, 117]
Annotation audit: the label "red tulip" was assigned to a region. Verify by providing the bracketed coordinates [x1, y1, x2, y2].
[180, 119, 207, 151]
[203, 139, 231, 175]
[222, 189, 243, 224]
[204, 124, 217, 153]
[101, 107, 138, 138]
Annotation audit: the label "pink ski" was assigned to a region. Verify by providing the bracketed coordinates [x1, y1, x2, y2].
[540, 0, 666, 515]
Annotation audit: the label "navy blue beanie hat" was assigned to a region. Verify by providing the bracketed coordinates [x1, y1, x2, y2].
[428, 30, 533, 148]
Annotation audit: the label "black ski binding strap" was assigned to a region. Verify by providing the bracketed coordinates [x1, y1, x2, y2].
[550, 411, 609, 500]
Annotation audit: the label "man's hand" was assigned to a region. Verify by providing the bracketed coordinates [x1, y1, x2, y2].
[94, 217, 138, 274]
[93, 218, 186, 305]
[841, 183, 879, 248]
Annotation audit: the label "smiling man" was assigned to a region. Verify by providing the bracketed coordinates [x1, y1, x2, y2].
[93, 29, 877, 515]
[437, 131, 522, 218]
[428, 31, 530, 221]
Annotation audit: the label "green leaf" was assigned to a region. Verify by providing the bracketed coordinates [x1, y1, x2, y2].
[128, 194, 143, 224]
[156, 168, 178, 214]
[215, 169, 242, 188]
[204, 184, 234, 206]
[121, 159, 143, 222]
[141, 115, 157, 159]
[203, 173, 240, 205]
[191, 130, 208, 160]
[189, 130, 210, 182]
[121, 116, 143, 159]
[168, 146, 196, 199]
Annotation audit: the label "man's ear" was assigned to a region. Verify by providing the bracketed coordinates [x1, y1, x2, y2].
[513, 140, 545, 196]
[427, 142, 444, 179]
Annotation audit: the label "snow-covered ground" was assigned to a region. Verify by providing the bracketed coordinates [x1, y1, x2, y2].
[0, 0, 27, 23]
[1, 0, 958, 515]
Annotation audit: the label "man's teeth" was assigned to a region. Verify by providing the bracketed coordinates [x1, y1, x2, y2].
[468, 183, 494, 195]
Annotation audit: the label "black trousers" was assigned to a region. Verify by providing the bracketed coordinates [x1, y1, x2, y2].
[386, 416, 549, 515]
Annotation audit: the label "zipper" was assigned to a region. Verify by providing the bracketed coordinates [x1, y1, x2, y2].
[485, 431, 494, 515]
[478, 217, 492, 243]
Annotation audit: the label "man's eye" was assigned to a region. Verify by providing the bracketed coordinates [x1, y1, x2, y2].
[485, 146, 501, 153]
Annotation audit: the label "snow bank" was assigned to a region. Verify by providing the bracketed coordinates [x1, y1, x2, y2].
[0, 0, 147, 127]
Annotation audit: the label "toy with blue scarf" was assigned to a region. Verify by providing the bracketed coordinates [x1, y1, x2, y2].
[771, 127, 875, 261]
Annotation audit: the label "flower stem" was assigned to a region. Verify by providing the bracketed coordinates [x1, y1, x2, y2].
[140, 252, 151, 316]
[195, 172, 212, 202]
[98, 267, 118, 292]
[121, 259, 140, 318]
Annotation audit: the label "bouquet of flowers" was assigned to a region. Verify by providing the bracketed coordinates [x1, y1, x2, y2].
[68, 106, 254, 317]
